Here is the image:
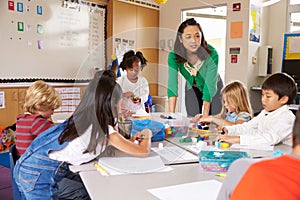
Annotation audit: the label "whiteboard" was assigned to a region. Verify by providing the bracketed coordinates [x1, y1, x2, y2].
[0, 0, 106, 80]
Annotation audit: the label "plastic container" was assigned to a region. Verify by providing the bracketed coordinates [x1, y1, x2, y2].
[199, 150, 250, 172]
[131, 119, 165, 142]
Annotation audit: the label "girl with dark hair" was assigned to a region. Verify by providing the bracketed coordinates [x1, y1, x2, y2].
[14, 70, 152, 199]
[117, 50, 149, 113]
[168, 18, 222, 117]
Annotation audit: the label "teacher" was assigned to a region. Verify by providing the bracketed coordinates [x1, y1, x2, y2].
[168, 18, 220, 117]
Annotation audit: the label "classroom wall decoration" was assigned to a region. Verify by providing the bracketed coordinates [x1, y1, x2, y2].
[118, 0, 160, 10]
[249, 4, 261, 43]
[0, 0, 106, 81]
[283, 33, 300, 60]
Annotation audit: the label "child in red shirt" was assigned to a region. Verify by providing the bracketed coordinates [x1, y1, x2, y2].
[16, 80, 61, 155]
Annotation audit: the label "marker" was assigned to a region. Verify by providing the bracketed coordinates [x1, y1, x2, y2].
[94, 163, 110, 176]
[215, 173, 227, 177]
[190, 128, 210, 133]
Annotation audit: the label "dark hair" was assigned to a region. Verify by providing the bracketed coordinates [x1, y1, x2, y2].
[292, 109, 300, 147]
[262, 73, 297, 104]
[119, 50, 148, 71]
[58, 70, 122, 154]
[174, 18, 212, 63]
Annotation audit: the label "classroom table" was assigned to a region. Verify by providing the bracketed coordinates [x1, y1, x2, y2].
[166, 136, 292, 158]
[73, 113, 292, 199]
[74, 140, 291, 200]
[78, 162, 223, 200]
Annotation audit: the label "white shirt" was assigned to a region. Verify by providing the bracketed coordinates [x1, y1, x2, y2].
[225, 105, 294, 146]
[49, 125, 116, 165]
[117, 75, 149, 105]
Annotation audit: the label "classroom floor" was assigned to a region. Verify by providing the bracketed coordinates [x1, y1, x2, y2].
[0, 166, 13, 200]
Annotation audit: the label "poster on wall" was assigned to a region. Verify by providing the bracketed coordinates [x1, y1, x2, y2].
[250, 4, 261, 43]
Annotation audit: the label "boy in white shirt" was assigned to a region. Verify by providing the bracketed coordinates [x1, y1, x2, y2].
[217, 73, 297, 146]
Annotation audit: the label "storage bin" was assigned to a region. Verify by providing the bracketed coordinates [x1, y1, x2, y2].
[131, 119, 165, 141]
[0, 151, 10, 168]
[199, 150, 250, 172]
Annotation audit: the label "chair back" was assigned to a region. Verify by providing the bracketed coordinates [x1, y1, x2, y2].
[9, 144, 21, 200]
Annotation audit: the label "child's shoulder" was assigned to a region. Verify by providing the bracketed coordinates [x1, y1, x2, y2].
[17, 113, 46, 121]
[237, 111, 251, 118]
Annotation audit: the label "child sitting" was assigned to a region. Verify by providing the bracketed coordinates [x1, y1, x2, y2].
[193, 80, 252, 127]
[117, 50, 149, 113]
[217, 107, 300, 200]
[217, 73, 297, 146]
[15, 80, 61, 156]
[14, 70, 152, 199]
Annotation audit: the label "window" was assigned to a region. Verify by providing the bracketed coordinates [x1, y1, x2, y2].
[290, 0, 300, 5]
[288, 0, 300, 32]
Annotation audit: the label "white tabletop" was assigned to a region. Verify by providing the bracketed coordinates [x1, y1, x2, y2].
[79, 163, 223, 200]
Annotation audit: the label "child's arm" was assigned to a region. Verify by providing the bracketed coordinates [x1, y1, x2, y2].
[138, 77, 149, 104]
[226, 109, 294, 145]
[108, 129, 152, 157]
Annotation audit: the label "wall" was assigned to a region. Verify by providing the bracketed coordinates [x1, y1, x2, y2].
[111, 0, 159, 96]
[158, 0, 288, 112]
[158, 0, 250, 95]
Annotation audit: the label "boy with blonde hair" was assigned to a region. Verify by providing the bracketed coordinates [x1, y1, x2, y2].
[16, 80, 61, 155]
[15, 80, 90, 199]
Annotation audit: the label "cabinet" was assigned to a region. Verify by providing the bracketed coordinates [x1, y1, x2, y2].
[112, 0, 159, 96]
[0, 84, 87, 127]
[0, 88, 26, 127]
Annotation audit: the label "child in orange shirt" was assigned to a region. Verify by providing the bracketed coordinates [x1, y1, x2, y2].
[217, 108, 300, 200]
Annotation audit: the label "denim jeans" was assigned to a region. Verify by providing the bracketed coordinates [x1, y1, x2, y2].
[14, 122, 69, 200]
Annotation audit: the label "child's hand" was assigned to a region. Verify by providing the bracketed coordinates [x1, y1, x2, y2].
[190, 114, 203, 123]
[134, 129, 152, 141]
[220, 127, 228, 135]
[215, 135, 240, 144]
[123, 92, 134, 98]
[199, 115, 212, 125]
[131, 96, 141, 104]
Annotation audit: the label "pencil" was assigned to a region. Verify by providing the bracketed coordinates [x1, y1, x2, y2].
[94, 163, 110, 176]
[215, 172, 227, 177]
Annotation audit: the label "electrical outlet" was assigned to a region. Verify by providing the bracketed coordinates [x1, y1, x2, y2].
[252, 56, 257, 64]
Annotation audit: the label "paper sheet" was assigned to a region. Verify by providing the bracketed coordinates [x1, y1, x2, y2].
[151, 146, 198, 164]
[132, 107, 149, 118]
[231, 144, 274, 151]
[97, 155, 172, 175]
[148, 180, 222, 200]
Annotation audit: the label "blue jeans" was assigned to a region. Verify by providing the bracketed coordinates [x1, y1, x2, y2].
[14, 122, 69, 200]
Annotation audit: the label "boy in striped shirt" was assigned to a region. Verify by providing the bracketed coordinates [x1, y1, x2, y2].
[16, 80, 61, 156]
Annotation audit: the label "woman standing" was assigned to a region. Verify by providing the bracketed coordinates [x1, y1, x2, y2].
[168, 18, 221, 117]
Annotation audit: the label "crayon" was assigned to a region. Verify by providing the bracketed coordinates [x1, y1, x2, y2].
[215, 172, 227, 177]
[94, 163, 110, 176]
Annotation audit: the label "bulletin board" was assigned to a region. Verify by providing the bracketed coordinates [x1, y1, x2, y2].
[281, 33, 300, 80]
[0, 0, 106, 81]
[282, 33, 300, 60]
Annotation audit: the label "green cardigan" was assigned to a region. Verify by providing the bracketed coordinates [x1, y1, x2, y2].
[167, 44, 219, 102]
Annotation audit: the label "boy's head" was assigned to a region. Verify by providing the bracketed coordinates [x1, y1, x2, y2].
[23, 80, 62, 118]
[292, 109, 300, 148]
[261, 73, 297, 112]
